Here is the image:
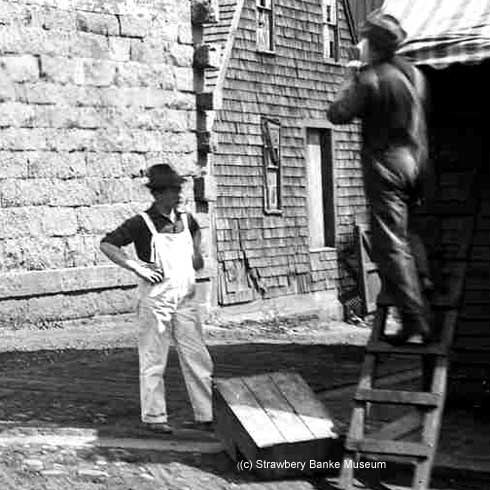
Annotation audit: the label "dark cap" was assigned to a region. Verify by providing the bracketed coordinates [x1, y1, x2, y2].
[360, 9, 407, 55]
[145, 164, 185, 190]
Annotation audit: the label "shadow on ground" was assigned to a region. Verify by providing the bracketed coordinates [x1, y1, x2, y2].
[0, 342, 488, 489]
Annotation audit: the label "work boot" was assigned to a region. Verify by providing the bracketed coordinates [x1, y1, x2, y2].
[384, 314, 432, 345]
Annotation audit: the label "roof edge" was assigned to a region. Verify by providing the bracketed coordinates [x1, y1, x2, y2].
[211, 0, 246, 117]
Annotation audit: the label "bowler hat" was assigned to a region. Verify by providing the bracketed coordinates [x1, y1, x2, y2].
[145, 164, 185, 190]
[360, 10, 407, 55]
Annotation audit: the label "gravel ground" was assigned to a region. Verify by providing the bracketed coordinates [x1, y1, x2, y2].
[0, 313, 488, 490]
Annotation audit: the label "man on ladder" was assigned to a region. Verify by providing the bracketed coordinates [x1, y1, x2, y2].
[327, 10, 432, 345]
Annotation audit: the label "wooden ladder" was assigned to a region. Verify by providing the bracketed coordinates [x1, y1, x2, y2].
[339, 304, 457, 490]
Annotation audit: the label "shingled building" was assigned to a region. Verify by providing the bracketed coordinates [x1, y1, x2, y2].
[197, 0, 365, 314]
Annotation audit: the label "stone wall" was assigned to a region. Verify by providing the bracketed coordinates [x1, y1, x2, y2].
[0, 0, 204, 326]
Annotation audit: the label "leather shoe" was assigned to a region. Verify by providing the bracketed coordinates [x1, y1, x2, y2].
[181, 420, 214, 432]
[142, 422, 173, 434]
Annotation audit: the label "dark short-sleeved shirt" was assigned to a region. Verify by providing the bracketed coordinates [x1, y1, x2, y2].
[101, 204, 199, 263]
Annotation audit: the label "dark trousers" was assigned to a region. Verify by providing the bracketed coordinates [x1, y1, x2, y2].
[365, 147, 429, 331]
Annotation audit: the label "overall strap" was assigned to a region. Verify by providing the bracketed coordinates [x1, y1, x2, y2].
[180, 212, 189, 231]
[139, 212, 158, 236]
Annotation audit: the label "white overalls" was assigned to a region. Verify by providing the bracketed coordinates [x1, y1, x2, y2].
[137, 211, 213, 424]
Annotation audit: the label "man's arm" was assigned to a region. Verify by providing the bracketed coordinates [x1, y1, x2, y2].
[327, 69, 370, 124]
[100, 242, 164, 284]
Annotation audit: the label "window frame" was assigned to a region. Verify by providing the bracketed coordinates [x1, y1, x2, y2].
[322, 0, 340, 62]
[303, 121, 337, 250]
[261, 116, 283, 215]
[256, 0, 275, 54]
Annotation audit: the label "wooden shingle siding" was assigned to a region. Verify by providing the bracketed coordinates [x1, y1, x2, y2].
[207, 0, 366, 303]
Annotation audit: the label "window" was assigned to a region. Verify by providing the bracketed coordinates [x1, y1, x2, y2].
[306, 128, 335, 248]
[257, 0, 274, 52]
[322, 0, 339, 60]
[261, 117, 282, 213]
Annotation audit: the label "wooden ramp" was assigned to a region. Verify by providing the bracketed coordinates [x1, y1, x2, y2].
[213, 371, 342, 479]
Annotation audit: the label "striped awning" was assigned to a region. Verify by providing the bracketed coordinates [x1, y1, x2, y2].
[381, 0, 490, 68]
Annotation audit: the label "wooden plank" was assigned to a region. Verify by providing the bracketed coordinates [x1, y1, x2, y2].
[242, 374, 315, 444]
[456, 319, 490, 336]
[355, 389, 439, 407]
[459, 304, 490, 320]
[367, 341, 447, 356]
[269, 371, 337, 439]
[371, 412, 422, 441]
[453, 337, 490, 350]
[213, 377, 286, 448]
[345, 438, 431, 457]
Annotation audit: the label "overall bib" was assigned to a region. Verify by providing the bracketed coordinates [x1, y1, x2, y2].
[137, 211, 213, 424]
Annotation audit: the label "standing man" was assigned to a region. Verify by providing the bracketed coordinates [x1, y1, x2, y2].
[100, 164, 213, 433]
[327, 10, 431, 344]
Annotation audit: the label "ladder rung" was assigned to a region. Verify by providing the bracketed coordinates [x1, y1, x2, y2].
[345, 438, 431, 457]
[354, 388, 440, 406]
[367, 341, 448, 355]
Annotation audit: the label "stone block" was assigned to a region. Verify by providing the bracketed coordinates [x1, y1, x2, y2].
[0, 55, 40, 82]
[28, 152, 87, 179]
[131, 130, 165, 152]
[0, 207, 44, 239]
[70, 32, 110, 59]
[108, 37, 131, 61]
[95, 178, 134, 204]
[0, 264, 136, 300]
[158, 20, 179, 43]
[39, 7, 77, 31]
[121, 152, 146, 177]
[0, 71, 15, 102]
[96, 288, 137, 315]
[86, 152, 123, 178]
[91, 127, 133, 152]
[77, 203, 134, 234]
[0, 152, 28, 178]
[178, 23, 193, 45]
[0, 298, 29, 325]
[40, 55, 84, 85]
[42, 207, 78, 237]
[0, 1, 34, 27]
[27, 294, 73, 322]
[11, 179, 52, 206]
[65, 235, 99, 267]
[174, 66, 194, 92]
[1, 239, 24, 271]
[0, 102, 35, 128]
[16, 236, 68, 270]
[145, 151, 197, 176]
[47, 179, 99, 207]
[76, 11, 119, 36]
[119, 14, 150, 38]
[170, 44, 194, 67]
[81, 59, 116, 87]
[114, 62, 175, 90]
[130, 39, 166, 64]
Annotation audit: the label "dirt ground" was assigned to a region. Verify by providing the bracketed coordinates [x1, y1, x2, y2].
[0, 313, 488, 490]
